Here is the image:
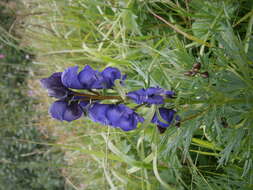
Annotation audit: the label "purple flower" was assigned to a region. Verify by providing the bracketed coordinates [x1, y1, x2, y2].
[0, 54, 5, 59]
[71, 96, 90, 111]
[79, 101, 89, 110]
[127, 87, 174, 105]
[88, 103, 110, 125]
[101, 67, 122, 88]
[61, 65, 123, 89]
[61, 66, 84, 89]
[88, 103, 144, 131]
[152, 108, 176, 128]
[40, 72, 71, 99]
[49, 100, 83, 122]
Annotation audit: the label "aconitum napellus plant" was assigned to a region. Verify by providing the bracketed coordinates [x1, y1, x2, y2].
[40, 65, 179, 132]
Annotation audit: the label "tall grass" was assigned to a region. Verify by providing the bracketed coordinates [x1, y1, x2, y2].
[23, 0, 253, 189]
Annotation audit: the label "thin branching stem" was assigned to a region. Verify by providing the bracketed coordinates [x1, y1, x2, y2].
[73, 92, 123, 101]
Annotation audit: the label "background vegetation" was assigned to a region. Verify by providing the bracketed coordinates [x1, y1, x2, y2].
[1, 0, 253, 189]
[0, 1, 71, 189]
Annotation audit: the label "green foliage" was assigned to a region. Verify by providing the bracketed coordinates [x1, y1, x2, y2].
[23, 0, 253, 189]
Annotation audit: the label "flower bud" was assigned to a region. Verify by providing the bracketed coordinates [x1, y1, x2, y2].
[200, 71, 209, 78]
[157, 125, 167, 134]
[192, 62, 201, 71]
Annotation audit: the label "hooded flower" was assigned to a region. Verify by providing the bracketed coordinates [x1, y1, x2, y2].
[152, 108, 176, 128]
[40, 72, 71, 99]
[61, 65, 123, 90]
[101, 67, 122, 88]
[49, 100, 83, 122]
[88, 103, 144, 131]
[127, 87, 175, 105]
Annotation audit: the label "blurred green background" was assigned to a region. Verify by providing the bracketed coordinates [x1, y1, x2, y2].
[0, 1, 69, 189]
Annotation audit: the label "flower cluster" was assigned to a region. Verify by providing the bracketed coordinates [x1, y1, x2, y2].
[61, 65, 123, 89]
[88, 103, 144, 131]
[127, 87, 174, 105]
[41, 65, 179, 132]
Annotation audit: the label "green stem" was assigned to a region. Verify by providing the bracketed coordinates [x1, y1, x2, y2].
[73, 92, 123, 101]
[133, 104, 146, 111]
[88, 89, 100, 96]
[149, 9, 212, 48]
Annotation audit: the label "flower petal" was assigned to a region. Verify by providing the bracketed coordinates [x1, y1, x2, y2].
[49, 101, 68, 121]
[79, 101, 89, 109]
[78, 65, 103, 89]
[127, 87, 173, 105]
[88, 103, 142, 131]
[152, 108, 176, 128]
[88, 103, 110, 125]
[101, 67, 121, 88]
[63, 102, 83, 122]
[106, 105, 122, 125]
[127, 89, 146, 104]
[145, 87, 163, 95]
[90, 74, 105, 89]
[165, 90, 175, 98]
[107, 104, 142, 131]
[40, 72, 62, 88]
[117, 117, 135, 131]
[146, 95, 164, 104]
[61, 66, 83, 89]
[47, 88, 69, 99]
[40, 72, 69, 98]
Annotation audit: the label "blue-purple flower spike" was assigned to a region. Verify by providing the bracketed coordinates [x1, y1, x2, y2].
[40, 72, 71, 99]
[41, 65, 179, 132]
[127, 87, 174, 105]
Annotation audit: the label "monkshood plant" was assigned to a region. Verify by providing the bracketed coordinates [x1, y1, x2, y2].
[40, 65, 179, 131]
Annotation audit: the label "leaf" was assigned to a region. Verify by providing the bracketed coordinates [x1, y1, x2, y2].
[192, 138, 222, 151]
[114, 79, 126, 100]
[122, 10, 141, 35]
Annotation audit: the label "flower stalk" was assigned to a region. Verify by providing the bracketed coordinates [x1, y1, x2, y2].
[40, 65, 179, 131]
[73, 92, 123, 101]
